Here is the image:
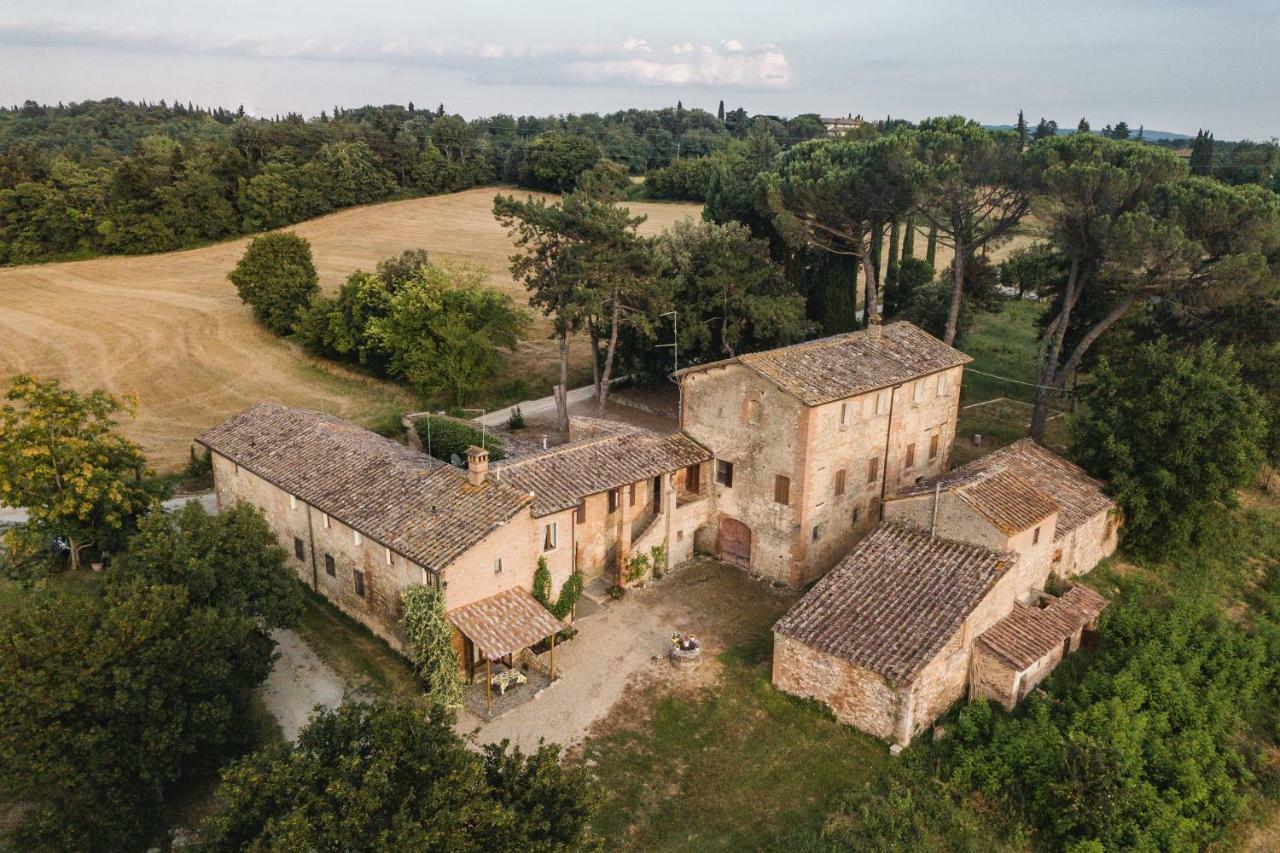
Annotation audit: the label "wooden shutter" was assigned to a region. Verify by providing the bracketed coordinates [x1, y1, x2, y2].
[774, 475, 790, 505]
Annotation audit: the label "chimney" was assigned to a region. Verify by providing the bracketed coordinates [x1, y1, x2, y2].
[465, 445, 489, 487]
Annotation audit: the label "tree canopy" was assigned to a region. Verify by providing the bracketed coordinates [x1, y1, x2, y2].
[227, 231, 320, 335]
[194, 700, 600, 851]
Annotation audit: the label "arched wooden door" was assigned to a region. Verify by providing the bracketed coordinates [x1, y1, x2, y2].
[719, 518, 752, 569]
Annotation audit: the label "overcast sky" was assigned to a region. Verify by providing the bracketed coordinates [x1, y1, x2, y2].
[1, 1, 1276, 139]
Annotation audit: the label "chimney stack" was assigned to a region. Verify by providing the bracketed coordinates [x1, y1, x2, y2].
[465, 445, 489, 487]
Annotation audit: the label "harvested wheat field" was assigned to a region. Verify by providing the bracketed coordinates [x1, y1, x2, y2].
[0, 188, 700, 471]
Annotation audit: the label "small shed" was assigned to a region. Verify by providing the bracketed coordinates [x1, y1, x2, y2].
[448, 587, 565, 715]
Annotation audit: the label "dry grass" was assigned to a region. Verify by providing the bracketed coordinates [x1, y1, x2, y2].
[0, 189, 700, 471]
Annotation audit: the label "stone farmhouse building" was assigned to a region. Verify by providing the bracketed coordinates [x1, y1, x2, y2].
[199, 320, 1115, 737]
[772, 439, 1117, 744]
[676, 321, 970, 588]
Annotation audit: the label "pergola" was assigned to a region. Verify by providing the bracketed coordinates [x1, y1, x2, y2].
[448, 587, 565, 716]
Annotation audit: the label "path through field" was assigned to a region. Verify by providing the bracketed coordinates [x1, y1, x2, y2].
[0, 189, 700, 470]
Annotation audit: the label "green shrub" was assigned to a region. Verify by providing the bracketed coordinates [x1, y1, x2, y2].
[532, 558, 584, 620]
[413, 416, 505, 464]
[399, 584, 462, 707]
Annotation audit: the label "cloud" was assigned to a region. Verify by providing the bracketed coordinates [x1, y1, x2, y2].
[0, 22, 791, 90]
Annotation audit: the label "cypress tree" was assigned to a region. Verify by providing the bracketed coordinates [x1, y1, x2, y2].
[870, 224, 884, 288]
[925, 223, 938, 267]
[718, 100, 725, 122]
[1189, 129, 1214, 176]
[1015, 110, 1028, 147]
[901, 214, 915, 260]
[1077, 117, 1090, 133]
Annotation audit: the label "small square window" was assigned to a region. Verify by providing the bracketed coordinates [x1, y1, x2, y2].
[324, 553, 336, 577]
[834, 468, 847, 497]
[354, 569, 365, 597]
[493, 556, 504, 574]
[774, 475, 790, 506]
[716, 460, 734, 488]
[293, 537, 305, 561]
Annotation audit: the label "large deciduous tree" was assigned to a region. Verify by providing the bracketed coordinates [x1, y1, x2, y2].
[519, 130, 601, 193]
[0, 579, 274, 851]
[194, 700, 600, 851]
[761, 133, 917, 327]
[227, 231, 319, 335]
[914, 117, 1035, 344]
[0, 374, 155, 571]
[1071, 339, 1266, 559]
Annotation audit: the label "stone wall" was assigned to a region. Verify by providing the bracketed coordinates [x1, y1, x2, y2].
[1056, 510, 1118, 578]
[772, 632, 902, 741]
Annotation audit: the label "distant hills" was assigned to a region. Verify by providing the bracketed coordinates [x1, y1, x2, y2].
[984, 125, 1191, 142]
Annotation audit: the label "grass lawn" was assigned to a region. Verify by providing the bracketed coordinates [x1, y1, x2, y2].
[293, 587, 420, 699]
[582, 635, 889, 851]
[952, 300, 1069, 465]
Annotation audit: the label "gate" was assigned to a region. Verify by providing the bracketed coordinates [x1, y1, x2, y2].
[719, 518, 752, 569]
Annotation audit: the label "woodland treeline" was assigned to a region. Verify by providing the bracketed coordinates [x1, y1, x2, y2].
[0, 97, 828, 264]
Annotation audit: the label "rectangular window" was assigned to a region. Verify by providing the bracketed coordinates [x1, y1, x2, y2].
[289, 494, 297, 510]
[353, 531, 363, 547]
[629, 483, 637, 506]
[716, 460, 734, 488]
[866, 456, 880, 485]
[839, 402, 852, 428]
[876, 390, 890, 415]
[746, 399, 762, 425]
[384, 547, 393, 566]
[812, 524, 821, 542]
[913, 381, 925, 403]
[653, 474, 663, 505]
[904, 443, 916, 470]
[493, 556, 504, 574]
[685, 463, 702, 493]
[354, 569, 365, 597]
[293, 537, 305, 561]
[834, 468, 847, 496]
[929, 434, 940, 461]
[938, 373, 949, 396]
[321, 512, 330, 530]
[774, 475, 791, 505]
[1033, 526, 1041, 545]
[543, 522, 558, 552]
[852, 505, 861, 524]
[576, 501, 586, 524]
[608, 489, 619, 514]
[324, 553, 336, 577]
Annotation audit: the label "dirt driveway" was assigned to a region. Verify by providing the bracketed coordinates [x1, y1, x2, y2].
[461, 559, 796, 752]
[258, 628, 353, 741]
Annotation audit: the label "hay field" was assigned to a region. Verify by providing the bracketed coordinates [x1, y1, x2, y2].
[0, 188, 700, 471]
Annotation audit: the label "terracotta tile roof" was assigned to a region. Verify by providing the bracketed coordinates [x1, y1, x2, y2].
[674, 321, 971, 406]
[953, 469, 1059, 534]
[975, 586, 1109, 671]
[493, 420, 710, 517]
[448, 586, 565, 661]
[894, 439, 1114, 541]
[197, 403, 533, 570]
[773, 523, 1015, 683]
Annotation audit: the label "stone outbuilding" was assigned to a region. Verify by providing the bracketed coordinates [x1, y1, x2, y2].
[970, 585, 1109, 709]
[772, 523, 1020, 744]
[773, 440, 1118, 745]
